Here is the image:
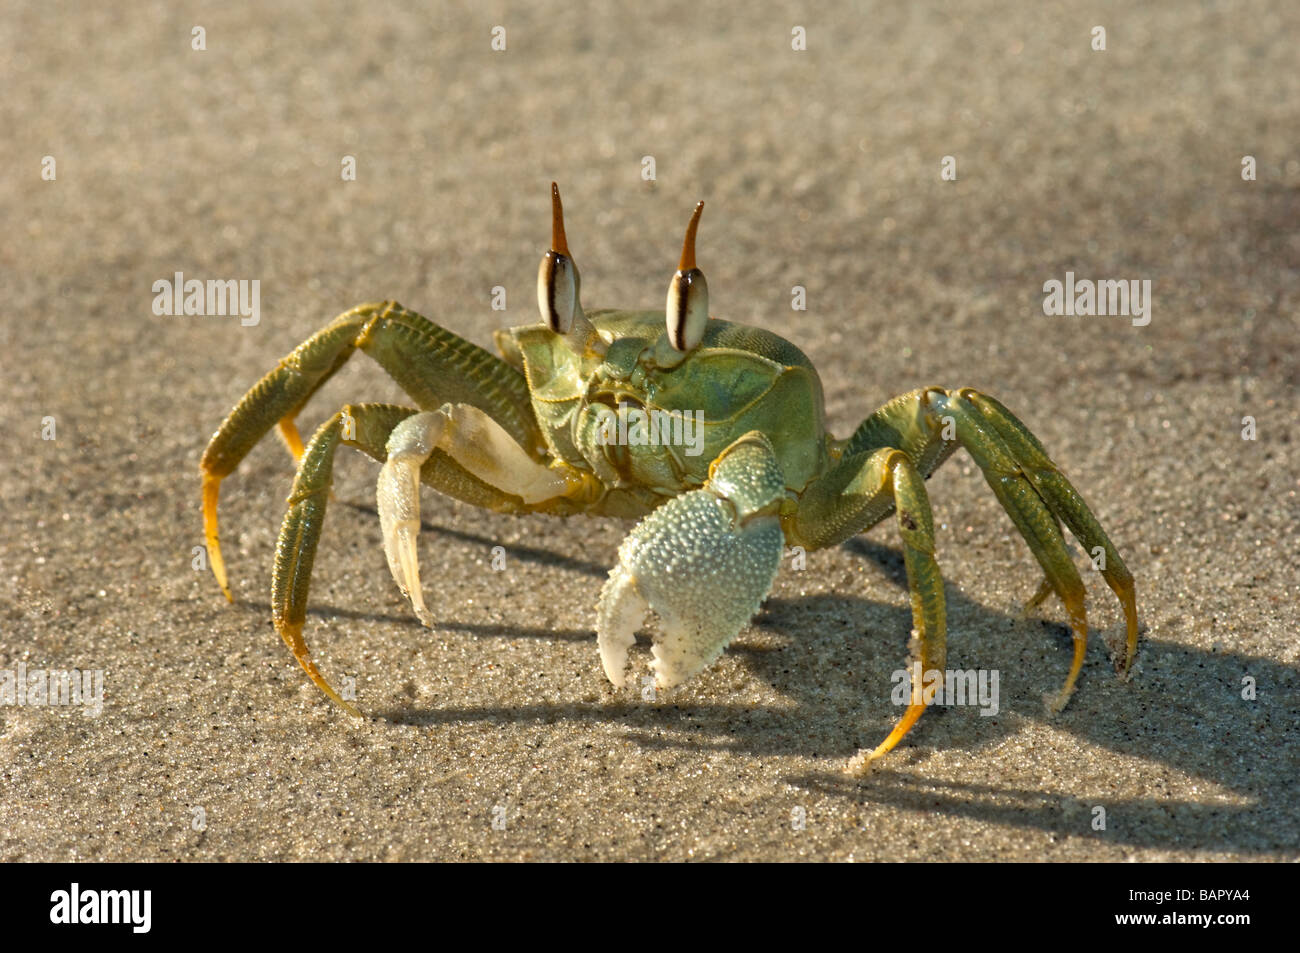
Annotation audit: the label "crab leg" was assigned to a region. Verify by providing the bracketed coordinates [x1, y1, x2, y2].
[200, 301, 541, 601]
[795, 387, 1137, 772]
[794, 448, 946, 774]
[927, 389, 1138, 698]
[950, 389, 1138, 669]
[270, 402, 588, 714]
[271, 402, 414, 713]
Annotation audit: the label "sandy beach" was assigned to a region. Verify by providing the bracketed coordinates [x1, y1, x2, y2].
[0, 0, 1296, 861]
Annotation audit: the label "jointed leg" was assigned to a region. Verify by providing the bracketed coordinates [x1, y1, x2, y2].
[201, 301, 542, 601]
[795, 447, 946, 774]
[271, 401, 591, 714]
[274, 352, 352, 464]
[948, 389, 1138, 671]
[795, 387, 1138, 772]
[272, 402, 415, 713]
[928, 389, 1137, 698]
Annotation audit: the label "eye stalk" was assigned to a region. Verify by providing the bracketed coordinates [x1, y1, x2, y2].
[665, 201, 708, 352]
[537, 182, 580, 333]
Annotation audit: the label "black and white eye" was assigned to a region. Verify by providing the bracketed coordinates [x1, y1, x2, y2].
[537, 182, 580, 333]
[538, 250, 576, 333]
[666, 266, 708, 351]
[665, 201, 708, 352]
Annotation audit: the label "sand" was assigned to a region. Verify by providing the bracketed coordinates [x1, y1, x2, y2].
[1, 0, 1296, 861]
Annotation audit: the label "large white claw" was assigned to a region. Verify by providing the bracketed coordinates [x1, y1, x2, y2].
[596, 488, 784, 691]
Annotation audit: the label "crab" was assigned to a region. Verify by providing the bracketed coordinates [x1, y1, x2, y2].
[200, 183, 1138, 774]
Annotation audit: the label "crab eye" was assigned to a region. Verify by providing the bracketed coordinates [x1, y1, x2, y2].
[537, 182, 580, 334]
[538, 250, 577, 333]
[666, 268, 708, 352]
[666, 201, 708, 352]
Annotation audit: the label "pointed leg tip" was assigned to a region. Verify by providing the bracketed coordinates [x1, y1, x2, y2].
[210, 563, 234, 602]
[1119, 651, 1137, 682]
[1103, 615, 1139, 679]
[410, 586, 434, 627]
[1021, 577, 1054, 618]
[844, 751, 882, 777]
[274, 618, 358, 714]
[201, 473, 235, 601]
[307, 670, 358, 716]
[846, 704, 927, 775]
[1123, 616, 1140, 677]
[1045, 685, 1076, 715]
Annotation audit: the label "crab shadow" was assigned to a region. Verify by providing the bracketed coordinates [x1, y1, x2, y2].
[343, 501, 613, 578]
[308, 524, 1294, 853]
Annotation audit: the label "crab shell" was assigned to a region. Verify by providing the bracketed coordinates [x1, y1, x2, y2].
[507, 309, 830, 515]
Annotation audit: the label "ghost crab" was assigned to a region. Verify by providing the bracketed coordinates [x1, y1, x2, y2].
[200, 184, 1138, 774]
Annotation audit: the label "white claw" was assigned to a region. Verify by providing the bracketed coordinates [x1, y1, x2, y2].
[377, 413, 446, 627]
[595, 563, 645, 688]
[376, 404, 578, 628]
[396, 521, 433, 626]
[595, 489, 784, 694]
[379, 456, 435, 626]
